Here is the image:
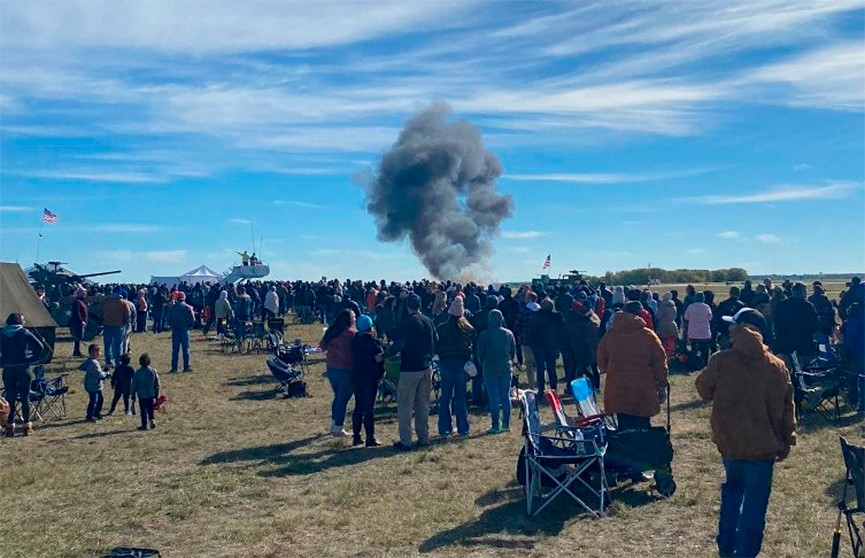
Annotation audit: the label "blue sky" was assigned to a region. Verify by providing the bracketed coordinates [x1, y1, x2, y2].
[1, 1, 863, 283]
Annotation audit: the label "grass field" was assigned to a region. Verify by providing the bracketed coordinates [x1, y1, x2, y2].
[1, 317, 861, 558]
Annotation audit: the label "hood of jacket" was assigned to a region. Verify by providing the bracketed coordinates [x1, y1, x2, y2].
[487, 308, 504, 329]
[525, 301, 541, 312]
[1, 324, 24, 337]
[610, 312, 646, 333]
[730, 324, 770, 362]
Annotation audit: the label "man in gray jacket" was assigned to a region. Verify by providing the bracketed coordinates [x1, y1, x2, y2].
[167, 292, 195, 373]
[476, 309, 516, 433]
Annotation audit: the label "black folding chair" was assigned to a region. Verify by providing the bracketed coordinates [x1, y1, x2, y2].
[31, 365, 69, 421]
[832, 436, 864, 558]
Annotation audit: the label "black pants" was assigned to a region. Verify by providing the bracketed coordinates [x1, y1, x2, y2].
[617, 413, 651, 430]
[138, 397, 155, 428]
[152, 311, 164, 333]
[70, 321, 84, 356]
[136, 312, 147, 333]
[3, 367, 32, 423]
[351, 381, 378, 441]
[87, 390, 104, 420]
[109, 387, 131, 413]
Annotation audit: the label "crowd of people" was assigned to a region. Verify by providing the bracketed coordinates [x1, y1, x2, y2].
[7, 272, 864, 556]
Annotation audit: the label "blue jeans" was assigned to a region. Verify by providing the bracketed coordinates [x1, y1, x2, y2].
[171, 329, 191, 371]
[718, 459, 774, 557]
[533, 347, 559, 393]
[103, 326, 124, 367]
[86, 390, 104, 420]
[326, 368, 353, 427]
[484, 373, 511, 430]
[438, 360, 469, 435]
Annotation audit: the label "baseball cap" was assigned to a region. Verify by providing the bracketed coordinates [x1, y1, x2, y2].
[722, 307, 767, 333]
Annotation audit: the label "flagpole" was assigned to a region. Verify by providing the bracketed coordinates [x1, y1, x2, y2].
[35, 220, 44, 264]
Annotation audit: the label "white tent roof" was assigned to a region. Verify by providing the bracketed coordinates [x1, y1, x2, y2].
[182, 265, 219, 278]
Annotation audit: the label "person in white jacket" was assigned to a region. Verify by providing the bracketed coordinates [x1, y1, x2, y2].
[263, 286, 280, 322]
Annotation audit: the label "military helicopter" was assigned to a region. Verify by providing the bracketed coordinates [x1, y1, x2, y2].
[28, 261, 121, 327]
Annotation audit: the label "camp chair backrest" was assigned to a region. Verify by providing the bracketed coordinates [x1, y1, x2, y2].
[520, 391, 542, 451]
[841, 436, 865, 511]
[570, 378, 601, 418]
[544, 389, 569, 428]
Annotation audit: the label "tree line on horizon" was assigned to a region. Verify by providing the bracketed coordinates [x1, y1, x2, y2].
[582, 267, 749, 286]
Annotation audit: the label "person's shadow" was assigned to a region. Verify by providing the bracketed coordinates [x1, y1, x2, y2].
[417, 483, 572, 553]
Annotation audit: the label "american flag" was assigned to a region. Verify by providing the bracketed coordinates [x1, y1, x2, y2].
[41, 208, 57, 224]
[542, 254, 551, 270]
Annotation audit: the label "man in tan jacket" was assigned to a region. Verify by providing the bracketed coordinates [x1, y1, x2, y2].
[696, 308, 796, 558]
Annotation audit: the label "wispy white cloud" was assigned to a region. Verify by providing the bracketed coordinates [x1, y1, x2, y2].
[97, 249, 188, 263]
[686, 248, 706, 254]
[756, 234, 782, 243]
[90, 224, 168, 233]
[0, 205, 34, 212]
[792, 163, 813, 172]
[507, 167, 719, 184]
[501, 230, 549, 239]
[273, 200, 325, 209]
[718, 231, 741, 239]
[7, 169, 169, 184]
[228, 218, 252, 224]
[679, 181, 857, 204]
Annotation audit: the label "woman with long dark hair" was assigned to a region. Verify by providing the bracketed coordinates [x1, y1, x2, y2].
[319, 308, 357, 437]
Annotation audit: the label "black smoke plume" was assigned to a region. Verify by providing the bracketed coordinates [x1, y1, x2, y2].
[364, 101, 513, 279]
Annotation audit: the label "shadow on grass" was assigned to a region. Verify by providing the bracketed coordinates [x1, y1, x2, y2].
[670, 398, 709, 413]
[798, 411, 863, 433]
[201, 434, 323, 465]
[73, 429, 130, 440]
[230, 389, 283, 401]
[418, 485, 572, 553]
[258, 442, 404, 477]
[224, 374, 274, 387]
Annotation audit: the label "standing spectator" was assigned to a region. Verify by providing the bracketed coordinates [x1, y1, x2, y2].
[530, 298, 566, 394]
[69, 287, 88, 357]
[1, 313, 44, 437]
[132, 352, 160, 431]
[384, 294, 438, 452]
[807, 283, 836, 337]
[696, 309, 796, 558]
[597, 301, 668, 430]
[715, 287, 745, 351]
[773, 282, 819, 365]
[107, 353, 134, 416]
[684, 292, 713, 369]
[740, 280, 755, 307]
[263, 286, 279, 323]
[564, 296, 601, 390]
[655, 293, 679, 356]
[135, 289, 148, 334]
[100, 286, 131, 369]
[476, 309, 516, 433]
[839, 276, 865, 320]
[320, 309, 357, 437]
[214, 290, 233, 340]
[435, 297, 474, 438]
[515, 292, 540, 389]
[350, 314, 384, 447]
[79, 344, 109, 422]
[167, 292, 195, 373]
[497, 285, 521, 365]
[841, 302, 864, 413]
[121, 290, 136, 354]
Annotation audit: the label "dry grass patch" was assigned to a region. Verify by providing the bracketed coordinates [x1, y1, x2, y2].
[0, 321, 860, 557]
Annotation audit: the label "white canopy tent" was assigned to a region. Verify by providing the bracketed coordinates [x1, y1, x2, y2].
[150, 264, 221, 286]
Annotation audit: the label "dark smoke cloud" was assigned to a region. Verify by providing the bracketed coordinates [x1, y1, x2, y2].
[364, 101, 513, 279]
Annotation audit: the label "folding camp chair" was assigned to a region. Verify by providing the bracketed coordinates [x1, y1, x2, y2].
[832, 436, 864, 558]
[791, 352, 848, 424]
[518, 390, 608, 517]
[31, 366, 69, 421]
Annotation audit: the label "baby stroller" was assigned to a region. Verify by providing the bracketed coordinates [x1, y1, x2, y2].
[570, 378, 677, 497]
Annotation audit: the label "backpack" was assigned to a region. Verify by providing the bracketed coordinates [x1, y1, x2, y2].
[287, 381, 308, 398]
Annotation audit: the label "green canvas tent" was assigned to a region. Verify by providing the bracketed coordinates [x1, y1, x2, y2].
[0, 262, 57, 362]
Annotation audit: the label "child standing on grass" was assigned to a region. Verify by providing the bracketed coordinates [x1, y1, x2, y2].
[79, 344, 109, 422]
[107, 353, 134, 416]
[131, 353, 160, 431]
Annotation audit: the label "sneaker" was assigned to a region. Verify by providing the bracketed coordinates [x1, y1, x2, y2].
[183, 368, 192, 373]
[23, 422, 32, 436]
[169, 369, 177, 374]
[137, 425, 148, 431]
[125, 410, 133, 416]
[352, 437, 363, 447]
[485, 427, 500, 435]
[501, 426, 511, 433]
[149, 420, 156, 429]
[95, 414, 104, 420]
[86, 417, 96, 423]
[392, 441, 413, 452]
[4, 424, 14, 437]
[105, 410, 114, 416]
[365, 438, 382, 447]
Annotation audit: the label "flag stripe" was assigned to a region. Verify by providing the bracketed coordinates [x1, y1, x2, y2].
[41, 208, 57, 223]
